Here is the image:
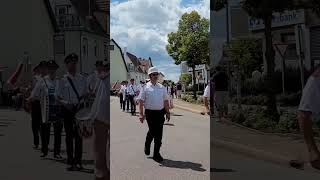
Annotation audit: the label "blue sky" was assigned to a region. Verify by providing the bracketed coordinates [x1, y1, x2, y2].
[111, 0, 210, 82]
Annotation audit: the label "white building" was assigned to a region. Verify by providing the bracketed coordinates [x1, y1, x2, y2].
[50, 0, 109, 75]
[123, 51, 153, 83]
[110, 39, 128, 86]
[187, 64, 210, 85]
[0, 0, 58, 91]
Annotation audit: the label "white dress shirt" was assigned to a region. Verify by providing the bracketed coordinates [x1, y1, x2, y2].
[90, 76, 109, 124]
[87, 71, 99, 92]
[298, 75, 320, 122]
[56, 72, 88, 105]
[203, 84, 210, 98]
[139, 82, 169, 110]
[30, 76, 59, 123]
[127, 83, 138, 96]
[120, 85, 126, 94]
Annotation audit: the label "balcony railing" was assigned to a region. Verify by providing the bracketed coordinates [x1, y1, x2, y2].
[56, 14, 82, 29]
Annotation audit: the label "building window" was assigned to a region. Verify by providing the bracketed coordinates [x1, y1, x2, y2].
[82, 38, 88, 57]
[54, 35, 65, 55]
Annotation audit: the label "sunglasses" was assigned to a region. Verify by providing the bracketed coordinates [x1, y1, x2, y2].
[151, 73, 159, 76]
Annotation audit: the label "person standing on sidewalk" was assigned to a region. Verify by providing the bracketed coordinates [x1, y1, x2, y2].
[138, 67, 170, 163]
[30, 61, 48, 149]
[90, 63, 110, 180]
[57, 53, 88, 171]
[176, 82, 182, 99]
[291, 66, 320, 170]
[28, 60, 63, 159]
[212, 66, 229, 122]
[128, 78, 138, 116]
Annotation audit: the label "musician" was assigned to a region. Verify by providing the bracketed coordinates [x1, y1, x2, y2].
[28, 60, 63, 159]
[56, 53, 88, 171]
[29, 61, 48, 149]
[128, 78, 138, 116]
[87, 60, 104, 95]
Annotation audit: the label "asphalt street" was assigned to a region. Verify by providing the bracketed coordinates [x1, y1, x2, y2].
[0, 109, 94, 180]
[212, 146, 320, 179]
[110, 96, 210, 180]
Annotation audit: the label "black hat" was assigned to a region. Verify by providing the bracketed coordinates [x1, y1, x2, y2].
[47, 60, 59, 69]
[38, 61, 48, 68]
[95, 61, 104, 67]
[64, 53, 79, 63]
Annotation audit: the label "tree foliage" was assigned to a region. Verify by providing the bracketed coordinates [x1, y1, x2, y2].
[225, 39, 263, 79]
[180, 73, 192, 87]
[166, 11, 209, 67]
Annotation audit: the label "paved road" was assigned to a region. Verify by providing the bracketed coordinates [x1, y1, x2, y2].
[110, 96, 210, 180]
[212, 147, 320, 180]
[0, 109, 94, 180]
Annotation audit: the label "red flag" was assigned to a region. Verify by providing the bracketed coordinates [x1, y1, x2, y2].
[7, 61, 24, 87]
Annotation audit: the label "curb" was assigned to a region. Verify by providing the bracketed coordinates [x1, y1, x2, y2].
[173, 104, 204, 114]
[211, 139, 319, 173]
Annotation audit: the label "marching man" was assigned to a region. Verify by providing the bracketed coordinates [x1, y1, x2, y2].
[138, 67, 170, 163]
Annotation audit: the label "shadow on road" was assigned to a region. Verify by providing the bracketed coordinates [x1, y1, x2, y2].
[210, 168, 236, 173]
[157, 158, 206, 172]
[43, 157, 94, 174]
[164, 123, 175, 126]
[172, 114, 183, 117]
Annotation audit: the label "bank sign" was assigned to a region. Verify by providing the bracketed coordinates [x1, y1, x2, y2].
[248, 10, 305, 31]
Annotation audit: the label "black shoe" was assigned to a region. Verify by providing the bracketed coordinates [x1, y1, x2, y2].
[40, 153, 48, 158]
[153, 153, 164, 163]
[67, 165, 76, 171]
[54, 154, 63, 160]
[144, 147, 150, 156]
[33, 145, 39, 150]
[75, 163, 84, 170]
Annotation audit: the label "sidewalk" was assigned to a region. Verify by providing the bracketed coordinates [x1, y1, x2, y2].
[172, 98, 319, 172]
[173, 99, 205, 114]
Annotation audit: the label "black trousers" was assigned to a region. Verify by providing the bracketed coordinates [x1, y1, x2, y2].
[128, 95, 136, 115]
[123, 95, 130, 111]
[119, 93, 123, 108]
[62, 107, 83, 165]
[40, 122, 63, 155]
[145, 109, 165, 155]
[31, 100, 41, 146]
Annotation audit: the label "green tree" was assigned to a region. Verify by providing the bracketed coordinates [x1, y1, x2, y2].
[180, 73, 192, 88]
[225, 38, 263, 79]
[166, 11, 209, 100]
[213, 0, 320, 121]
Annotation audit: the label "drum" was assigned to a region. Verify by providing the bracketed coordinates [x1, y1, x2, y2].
[75, 103, 93, 139]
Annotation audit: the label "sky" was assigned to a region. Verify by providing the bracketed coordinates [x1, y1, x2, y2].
[111, 0, 210, 82]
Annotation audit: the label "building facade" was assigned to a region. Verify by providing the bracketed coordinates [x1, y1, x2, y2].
[110, 39, 128, 86]
[0, 0, 58, 91]
[51, 0, 108, 75]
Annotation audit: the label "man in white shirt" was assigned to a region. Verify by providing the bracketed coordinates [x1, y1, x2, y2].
[56, 53, 88, 171]
[87, 61, 104, 94]
[203, 82, 210, 116]
[139, 67, 170, 163]
[291, 66, 320, 170]
[128, 78, 138, 116]
[28, 60, 63, 159]
[30, 61, 48, 149]
[90, 63, 110, 179]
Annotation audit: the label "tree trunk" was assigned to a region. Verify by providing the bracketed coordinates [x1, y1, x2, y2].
[263, 14, 279, 121]
[192, 66, 197, 100]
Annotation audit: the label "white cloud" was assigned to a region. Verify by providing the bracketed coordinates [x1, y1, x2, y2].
[111, 0, 209, 82]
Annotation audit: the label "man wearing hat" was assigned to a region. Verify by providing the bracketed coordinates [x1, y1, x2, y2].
[57, 53, 88, 171]
[28, 60, 63, 158]
[138, 67, 171, 162]
[29, 61, 48, 149]
[87, 61, 104, 95]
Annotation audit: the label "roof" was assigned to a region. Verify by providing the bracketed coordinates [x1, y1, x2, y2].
[44, 0, 59, 32]
[126, 52, 144, 73]
[111, 39, 129, 72]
